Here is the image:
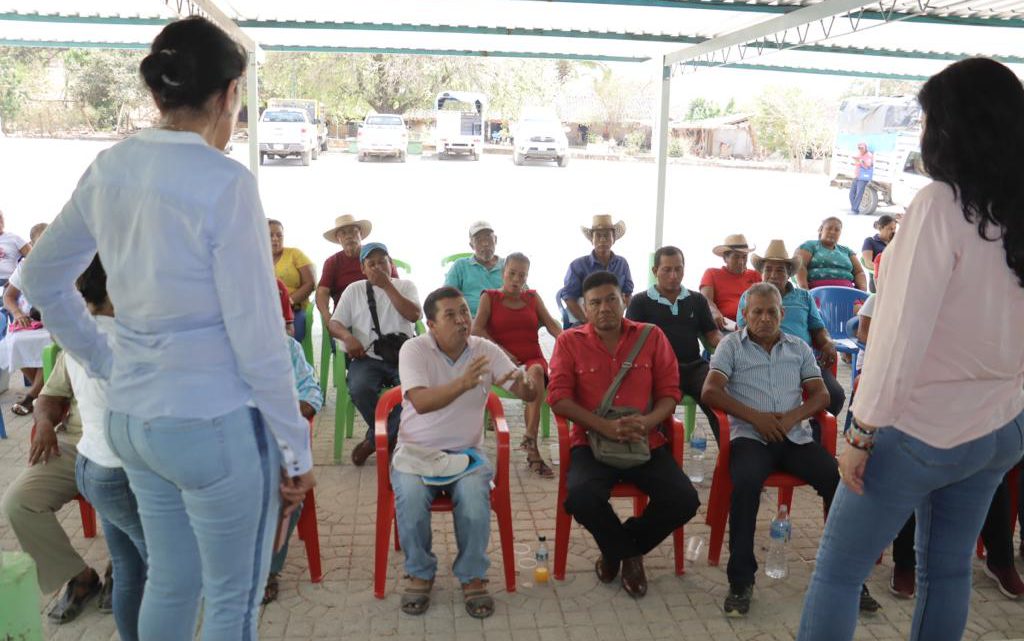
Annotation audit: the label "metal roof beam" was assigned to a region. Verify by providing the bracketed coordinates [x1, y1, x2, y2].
[162, 0, 257, 52]
[688, 59, 929, 79]
[260, 44, 649, 62]
[509, 0, 1024, 27]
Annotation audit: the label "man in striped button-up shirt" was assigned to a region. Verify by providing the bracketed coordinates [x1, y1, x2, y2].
[702, 283, 878, 617]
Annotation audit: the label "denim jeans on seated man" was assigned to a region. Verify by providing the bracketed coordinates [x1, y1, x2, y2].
[75, 457, 147, 641]
[349, 356, 401, 444]
[391, 461, 494, 582]
[107, 407, 280, 641]
[798, 411, 1024, 641]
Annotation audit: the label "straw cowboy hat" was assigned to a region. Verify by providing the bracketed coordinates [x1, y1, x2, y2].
[712, 233, 756, 257]
[323, 214, 372, 244]
[751, 239, 802, 272]
[581, 214, 626, 242]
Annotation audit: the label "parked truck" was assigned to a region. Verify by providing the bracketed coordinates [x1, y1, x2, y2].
[357, 114, 409, 162]
[258, 107, 319, 166]
[267, 98, 328, 153]
[511, 106, 570, 167]
[830, 96, 921, 214]
[435, 91, 486, 160]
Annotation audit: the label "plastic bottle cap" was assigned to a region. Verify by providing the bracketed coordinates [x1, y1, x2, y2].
[539, 536, 546, 542]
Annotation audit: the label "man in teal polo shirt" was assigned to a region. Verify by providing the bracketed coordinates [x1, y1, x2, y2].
[736, 240, 845, 424]
[444, 221, 504, 317]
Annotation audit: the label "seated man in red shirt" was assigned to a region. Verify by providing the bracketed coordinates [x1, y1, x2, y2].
[700, 234, 761, 330]
[315, 214, 398, 327]
[548, 271, 700, 599]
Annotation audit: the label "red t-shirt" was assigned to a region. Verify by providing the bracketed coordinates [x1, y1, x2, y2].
[483, 289, 546, 369]
[318, 249, 399, 305]
[699, 267, 762, 321]
[276, 278, 294, 323]
[547, 318, 681, 449]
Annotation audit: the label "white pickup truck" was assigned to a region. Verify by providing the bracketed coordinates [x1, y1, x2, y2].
[259, 107, 319, 166]
[357, 114, 409, 162]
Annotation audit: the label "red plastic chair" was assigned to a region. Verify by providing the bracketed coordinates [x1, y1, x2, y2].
[373, 387, 516, 598]
[704, 409, 837, 566]
[552, 414, 687, 581]
[976, 465, 1021, 560]
[29, 424, 96, 538]
[294, 416, 323, 583]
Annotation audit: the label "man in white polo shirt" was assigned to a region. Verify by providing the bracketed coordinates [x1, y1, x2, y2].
[393, 286, 541, 620]
[329, 242, 421, 465]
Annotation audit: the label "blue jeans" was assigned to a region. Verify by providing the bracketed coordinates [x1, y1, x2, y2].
[106, 407, 281, 641]
[391, 458, 493, 583]
[292, 306, 307, 344]
[75, 457, 147, 641]
[798, 411, 1024, 641]
[348, 356, 401, 444]
[849, 179, 869, 213]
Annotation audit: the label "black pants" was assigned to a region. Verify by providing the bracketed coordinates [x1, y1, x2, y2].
[679, 361, 720, 442]
[728, 437, 839, 587]
[811, 367, 847, 442]
[892, 458, 1023, 569]
[564, 445, 699, 564]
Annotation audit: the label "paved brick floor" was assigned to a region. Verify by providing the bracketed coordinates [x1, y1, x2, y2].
[1, 349, 1022, 641]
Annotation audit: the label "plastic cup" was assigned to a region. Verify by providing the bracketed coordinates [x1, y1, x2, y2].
[549, 442, 560, 465]
[685, 535, 705, 562]
[534, 565, 550, 583]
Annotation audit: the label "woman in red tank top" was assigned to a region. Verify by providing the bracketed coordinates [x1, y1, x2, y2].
[472, 253, 562, 477]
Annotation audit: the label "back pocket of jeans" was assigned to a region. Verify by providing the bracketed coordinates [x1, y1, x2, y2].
[142, 417, 232, 491]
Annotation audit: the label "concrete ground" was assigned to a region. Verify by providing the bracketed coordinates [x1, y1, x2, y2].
[1, 342, 1022, 641]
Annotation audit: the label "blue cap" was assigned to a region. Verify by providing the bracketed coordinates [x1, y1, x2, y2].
[359, 242, 389, 262]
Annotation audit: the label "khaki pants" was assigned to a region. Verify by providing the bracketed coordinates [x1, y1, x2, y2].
[1, 441, 88, 593]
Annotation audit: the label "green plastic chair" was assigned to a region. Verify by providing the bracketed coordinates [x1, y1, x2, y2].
[330, 312, 426, 464]
[488, 384, 551, 439]
[441, 252, 472, 268]
[680, 395, 698, 442]
[42, 343, 60, 382]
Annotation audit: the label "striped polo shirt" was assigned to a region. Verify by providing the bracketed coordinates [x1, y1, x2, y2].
[709, 328, 823, 444]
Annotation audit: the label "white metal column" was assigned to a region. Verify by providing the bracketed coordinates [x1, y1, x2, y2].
[653, 60, 671, 250]
[247, 54, 259, 178]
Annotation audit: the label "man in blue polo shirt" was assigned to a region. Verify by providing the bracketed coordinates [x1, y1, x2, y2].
[702, 282, 878, 617]
[558, 214, 634, 328]
[736, 240, 845, 423]
[625, 245, 722, 439]
[443, 221, 504, 317]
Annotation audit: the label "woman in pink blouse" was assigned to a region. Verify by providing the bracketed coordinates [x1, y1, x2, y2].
[799, 58, 1024, 641]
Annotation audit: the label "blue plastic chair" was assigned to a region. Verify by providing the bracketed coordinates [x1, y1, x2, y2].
[810, 286, 868, 390]
[843, 316, 867, 432]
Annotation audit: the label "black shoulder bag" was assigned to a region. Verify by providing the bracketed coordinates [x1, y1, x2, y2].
[586, 324, 654, 469]
[366, 281, 411, 366]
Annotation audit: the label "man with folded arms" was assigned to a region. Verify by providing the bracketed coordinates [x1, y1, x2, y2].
[549, 271, 699, 598]
[392, 286, 539, 619]
[702, 282, 878, 617]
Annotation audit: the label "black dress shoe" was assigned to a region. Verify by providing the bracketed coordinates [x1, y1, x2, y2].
[724, 583, 753, 617]
[47, 571, 102, 624]
[98, 569, 114, 613]
[595, 555, 620, 583]
[621, 556, 647, 598]
[351, 439, 375, 466]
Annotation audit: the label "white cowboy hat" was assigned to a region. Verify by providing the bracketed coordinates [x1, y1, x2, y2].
[712, 233, 756, 257]
[750, 239, 802, 272]
[323, 214, 372, 244]
[581, 214, 626, 242]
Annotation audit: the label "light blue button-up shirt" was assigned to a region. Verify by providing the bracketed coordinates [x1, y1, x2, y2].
[709, 328, 822, 444]
[20, 128, 313, 475]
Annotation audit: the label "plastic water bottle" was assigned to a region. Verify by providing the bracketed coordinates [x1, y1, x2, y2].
[765, 506, 791, 579]
[534, 536, 550, 584]
[688, 423, 707, 485]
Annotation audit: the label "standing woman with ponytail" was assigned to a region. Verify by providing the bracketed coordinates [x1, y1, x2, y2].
[19, 17, 315, 640]
[798, 58, 1024, 641]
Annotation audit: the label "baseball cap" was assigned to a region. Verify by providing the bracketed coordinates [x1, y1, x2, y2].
[359, 241, 389, 262]
[468, 221, 495, 238]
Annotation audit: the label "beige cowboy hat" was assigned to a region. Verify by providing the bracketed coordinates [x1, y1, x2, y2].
[323, 214, 372, 244]
[712, 233, 756, 257]
[581, 214, 626, 242]
[751, 239, 802, 272]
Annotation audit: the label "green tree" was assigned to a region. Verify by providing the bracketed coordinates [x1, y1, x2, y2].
[685, 97, 721, 121]
[63, 49, 148, 131]
[751, 85, 835, 168]
[0, 48, 55, 128]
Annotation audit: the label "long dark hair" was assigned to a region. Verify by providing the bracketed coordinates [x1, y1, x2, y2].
[918, 57, 1024, 287]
